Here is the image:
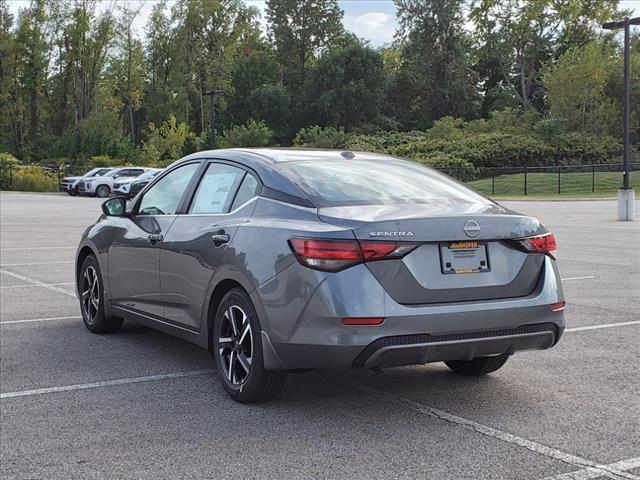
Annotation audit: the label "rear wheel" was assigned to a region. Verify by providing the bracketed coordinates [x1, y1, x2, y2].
[445, 354, 509, 376]
[95, 185, 110, 198]
[212, 288, 287, 403]
[79, 255, 122, 334]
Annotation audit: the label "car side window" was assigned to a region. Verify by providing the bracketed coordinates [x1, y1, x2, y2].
[138, 163, 199, 216]
[230, 173, 259, 211]
[189, 163, 246, 214]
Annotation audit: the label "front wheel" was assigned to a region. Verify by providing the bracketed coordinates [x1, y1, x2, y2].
[445, 354, 509, 376]
[67, 188, 78, 196]
[95, 185, 110, 198]
[79, 255, 122, 334]
[212, 288, 287, 403]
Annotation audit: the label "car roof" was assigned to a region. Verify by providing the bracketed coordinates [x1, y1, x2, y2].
[183, 147, 396, 164]
[175, 148, 413, 208]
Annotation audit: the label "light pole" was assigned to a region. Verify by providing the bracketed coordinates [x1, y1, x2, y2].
[203, 89, 222, 148]
[602, 16, 639, 221]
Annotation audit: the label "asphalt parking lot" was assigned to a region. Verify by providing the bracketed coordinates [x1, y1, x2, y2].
[1, 192, 638, 480]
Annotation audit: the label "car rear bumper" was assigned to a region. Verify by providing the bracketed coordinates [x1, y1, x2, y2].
[257, 256, 565, 371]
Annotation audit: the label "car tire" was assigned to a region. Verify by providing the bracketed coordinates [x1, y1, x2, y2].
[445, 354, 509, 376]
[212, 288, 287, 403]
[68, 188, 78, 196]
[79, 254, 122, 334]
[95, 185, 110, 198]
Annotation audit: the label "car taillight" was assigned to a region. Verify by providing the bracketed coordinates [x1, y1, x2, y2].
[514, 233, 557, 256]
[289, 238, 419, 272]
[549, 301, 565, 312]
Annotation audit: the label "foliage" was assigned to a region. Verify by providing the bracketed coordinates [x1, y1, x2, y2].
[219, 120, 273, 148]
[266, 0, 343, 87]
[248, 83, 291, 142]
[392, 0, 480, 129]
[49, 112, 135, 165]
[139, 115, 198, 167]
[470, 0, 620, 109]
[11, 165, 58, 192]
[543, 41, 629, 136]
[293, 126, 350, 149]
[0, 152, 19, 188]
[304, 44, 385, 130]
[88, 155, 120, 168]
[0, 0, 637, 168]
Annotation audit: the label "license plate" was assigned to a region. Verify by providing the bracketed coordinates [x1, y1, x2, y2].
[440, 241, 490, 274]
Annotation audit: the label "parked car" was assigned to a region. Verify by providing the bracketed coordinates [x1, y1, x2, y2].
[78, 167, 149, 198]
[76, 149, 565, 403]
[59, 167, 114, 196]
[114, 168, 162, 198]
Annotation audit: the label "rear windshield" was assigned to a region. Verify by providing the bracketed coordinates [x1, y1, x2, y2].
[277, 159, 489, 207]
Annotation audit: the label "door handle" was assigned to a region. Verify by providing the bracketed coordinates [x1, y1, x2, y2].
[211, 232, 230, 246]
[148, 233, 163, 244]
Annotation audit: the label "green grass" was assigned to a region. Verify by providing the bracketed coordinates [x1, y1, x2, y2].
[466, 170, 639, 198]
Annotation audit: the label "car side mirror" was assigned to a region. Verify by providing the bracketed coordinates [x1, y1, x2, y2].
[102, 197, 128, 217]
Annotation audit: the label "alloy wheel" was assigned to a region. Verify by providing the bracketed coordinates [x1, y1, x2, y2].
[81, 265, 100, 324]
[218, 305, 253, 385]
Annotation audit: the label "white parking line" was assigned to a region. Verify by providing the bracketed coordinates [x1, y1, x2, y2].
[0, 370, 215, 399]
[0, 316, 81, 325]
[540, 457, 640, 480]
[328, 374, 640, 480]
[0, 270, 75, 297]
[0, 261, 74, 267]
[565, 320, 640, 333]
[0, 282, 74, 289]
[562, 276, 597, 281]
[0, 246, 75, 251]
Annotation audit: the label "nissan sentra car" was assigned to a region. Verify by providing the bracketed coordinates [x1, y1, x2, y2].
[75, 149, 565, 403]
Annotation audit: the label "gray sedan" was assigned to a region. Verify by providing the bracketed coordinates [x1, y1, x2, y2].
[75, 149, 565, 403]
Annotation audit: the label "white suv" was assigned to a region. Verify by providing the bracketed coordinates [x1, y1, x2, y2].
[113, 168, 161, 197]
[59, 167, 114, 196]
[78, 167, 148, 198]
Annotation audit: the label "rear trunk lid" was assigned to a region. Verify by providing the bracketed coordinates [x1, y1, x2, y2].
[318, 203, 547, 305]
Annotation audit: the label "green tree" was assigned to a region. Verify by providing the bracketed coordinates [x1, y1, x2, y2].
[248, 83, 291, 142]
[544, 41, 617, 135]
[471, 0, 620, 110]
[220, 119, 273, 147]
[393, 0, 479, 129]
[170, 0, 260, 137]
[103, 5, 146, 142]
[226, 48, 280, 125]
[266, 0, 344, 129]
[143, 0, 177, 128]
[0, 1, 18, 154]
[304, 44, 385, 130]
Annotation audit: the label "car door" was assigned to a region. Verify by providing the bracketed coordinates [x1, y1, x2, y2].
[107, 162, 201, 318]
[160, 161, 261, 331]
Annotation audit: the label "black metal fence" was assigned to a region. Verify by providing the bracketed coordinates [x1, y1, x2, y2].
[1, 160, 639, 196]
[439, 162, 640, 196]
[0, 162, 87, 191]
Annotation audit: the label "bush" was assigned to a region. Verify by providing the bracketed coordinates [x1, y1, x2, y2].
[11, 166, 59, 192]
[89, 155, 121, 168]
[219, 120, 274, 148]
[412, 153, 478, 181]
[293, 126, 350, 149]
[139, 115, 199, 167]
[0, 152, 20, 189]
[533, 118, 567, 140]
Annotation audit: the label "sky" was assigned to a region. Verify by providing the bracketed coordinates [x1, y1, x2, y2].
[6, 0, 640, 47]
